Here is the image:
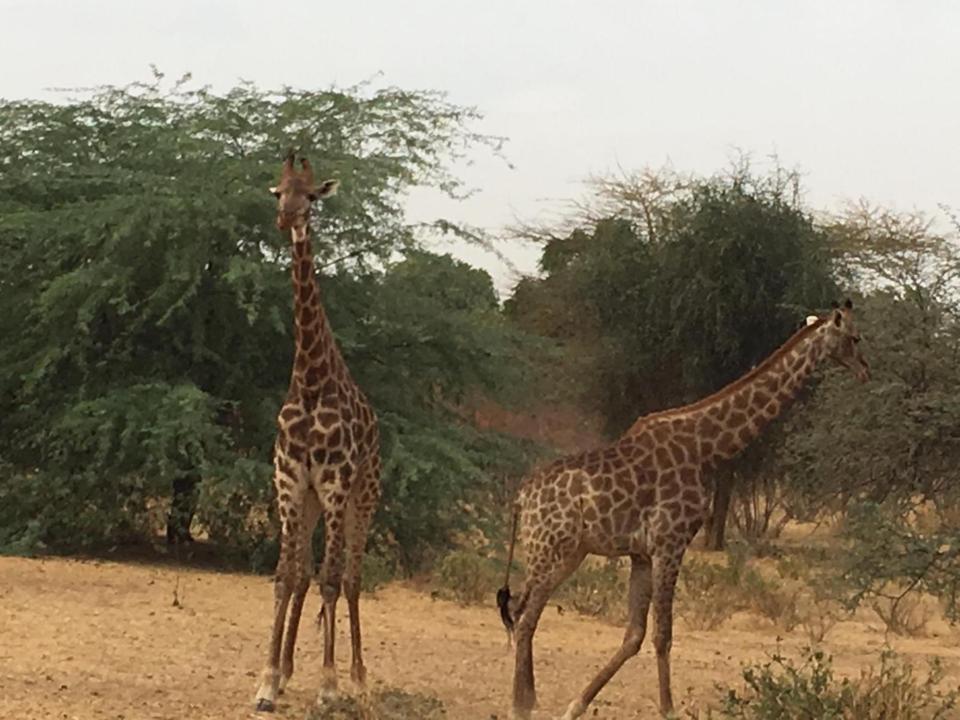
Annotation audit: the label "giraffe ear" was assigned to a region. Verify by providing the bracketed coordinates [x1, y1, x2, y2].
[833, 310, 843, 327]
[805, 315, 819, 326]
[309, 179, 340, 201]
[268, 186, 280, 198]
[844, 298, 853, 310]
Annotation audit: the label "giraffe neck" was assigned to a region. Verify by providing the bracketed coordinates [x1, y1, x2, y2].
[289, 226, 343, 387]
[689, 322, 829, 464]
[627, 320, 831, 467]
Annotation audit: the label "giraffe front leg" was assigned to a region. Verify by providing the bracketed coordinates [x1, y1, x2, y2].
[254, 531, 298, 712]
[279, 490, 322, 693]
[561, 555, 653, 720]
[652, 555, 681, 717]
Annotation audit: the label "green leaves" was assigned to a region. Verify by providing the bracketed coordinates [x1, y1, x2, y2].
[509, 163, 839, 434]
[0, 76, 531, 567]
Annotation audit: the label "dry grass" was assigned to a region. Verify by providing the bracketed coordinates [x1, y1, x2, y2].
[2, 555, 959, 720]
[306, 687, 446, 720]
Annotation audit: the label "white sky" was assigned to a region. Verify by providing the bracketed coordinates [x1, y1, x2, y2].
[3, 0, 958, 292]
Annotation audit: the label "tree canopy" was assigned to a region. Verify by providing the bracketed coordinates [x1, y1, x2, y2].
[0, 74, 532, 569]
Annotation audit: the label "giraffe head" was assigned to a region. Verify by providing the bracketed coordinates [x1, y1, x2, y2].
[819, 298, 870, 382]
[270, 153, 339, 235]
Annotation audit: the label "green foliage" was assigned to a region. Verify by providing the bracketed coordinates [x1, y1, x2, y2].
[710, 648, 957, 720]
[555, 558, 627, 620]
[839, 502, 959, 626]
[510, 163, 839, 433]
[508, 163, 841, 550]
[0, 74, 533, 568]
[431, 548, 504, 605]
[771, 208, 960, 619]
[360, 551, 397, 594]
[678, 546, 781, 630]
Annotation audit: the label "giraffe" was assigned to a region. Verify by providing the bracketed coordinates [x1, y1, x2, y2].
[498, 300, 869, 719]
[254, 154, 381, 712]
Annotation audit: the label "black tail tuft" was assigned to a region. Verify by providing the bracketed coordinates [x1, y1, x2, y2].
[497, 585, 514, 633]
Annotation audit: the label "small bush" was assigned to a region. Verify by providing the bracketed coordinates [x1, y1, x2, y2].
[872, 593, 933, 637]
[431, 548, 502, 605]
[306, 686, 446, 720]
[361, 551, 397, 594]
[751, 585, 801, 632]
[679, 544, 789, 631]
[679, 556, 745, 630]
[770, 551, 848, 643]
[556, 558, 626, 621]
[707, 648, 957, 720]
[797, 593, 844, 645]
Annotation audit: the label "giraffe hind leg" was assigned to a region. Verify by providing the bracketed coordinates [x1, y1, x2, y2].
[511, 543, 586, 720]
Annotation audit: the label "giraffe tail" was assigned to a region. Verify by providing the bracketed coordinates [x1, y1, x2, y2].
[497, 506, 520, 636]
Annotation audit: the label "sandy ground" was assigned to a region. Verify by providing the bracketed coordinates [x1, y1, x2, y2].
[2, 556, 959, 720]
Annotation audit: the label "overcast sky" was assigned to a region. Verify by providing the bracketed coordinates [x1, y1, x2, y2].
[3, 1, 957, 291]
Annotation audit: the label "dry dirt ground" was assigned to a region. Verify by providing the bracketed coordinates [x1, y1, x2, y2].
[2, 556, 959, 720]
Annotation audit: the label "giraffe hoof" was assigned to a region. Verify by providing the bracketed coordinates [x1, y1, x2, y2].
[350, 664, 367, 686]
[255, 698, 276, 712]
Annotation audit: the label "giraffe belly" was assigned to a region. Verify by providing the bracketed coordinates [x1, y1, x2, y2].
[580, 509, 654, 557]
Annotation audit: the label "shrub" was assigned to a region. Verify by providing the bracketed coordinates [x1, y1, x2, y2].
[871, 593, 933, 638]
[431, 548, 503, 605]
[707, 648, 957, 720]
[556, 558, 627, 621]
[361, 551, 397, 594]
[305, 686, 446, 720]
[797, 593, 844, 645]
[678, 544, 790, 631]
[679, 555, 745, 630]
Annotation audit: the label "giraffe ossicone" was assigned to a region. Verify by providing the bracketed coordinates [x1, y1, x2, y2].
[254, 153, 382, 713]
[499, 301, 869, 719]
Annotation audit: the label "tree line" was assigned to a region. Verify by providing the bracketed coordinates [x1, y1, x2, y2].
[0, 76, 956, 619]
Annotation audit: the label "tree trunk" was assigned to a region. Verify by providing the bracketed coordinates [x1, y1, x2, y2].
[704, 474, 734, 551]
[166, 472, 199, 544]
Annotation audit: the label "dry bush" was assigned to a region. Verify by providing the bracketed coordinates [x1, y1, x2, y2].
[771, 550, 848, 643]
[306, 687, 446, 720]
[751, 585, 802, 632]
[797, 593, 844, 644]
[731, 473, 790, 543]
[677, 547, 786, 631]
[555, 558, 627, 622]
[678, 556, 745, 630]
[872, 593, 934, 638]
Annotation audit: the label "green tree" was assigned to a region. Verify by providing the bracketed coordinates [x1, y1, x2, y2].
[0, 74, 532, 569]
[773, 207, 960, 619]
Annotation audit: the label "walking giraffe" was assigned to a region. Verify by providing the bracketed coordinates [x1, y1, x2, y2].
[498, 301, 869, 719]
[255, 154, 381, 712]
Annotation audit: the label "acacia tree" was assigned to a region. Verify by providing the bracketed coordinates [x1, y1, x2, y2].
[772, 207, 960, 618]
[508, 163, 840, 548]
[0, 74, 532, 568]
